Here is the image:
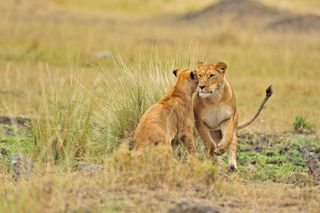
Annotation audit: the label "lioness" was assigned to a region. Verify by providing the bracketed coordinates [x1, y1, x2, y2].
[194, 61, 272, 171]
[134, 68, 198, 153]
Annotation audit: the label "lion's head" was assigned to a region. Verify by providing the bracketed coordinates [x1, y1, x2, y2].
[195, 61, 228, 98]
[172, 68, 198, 94]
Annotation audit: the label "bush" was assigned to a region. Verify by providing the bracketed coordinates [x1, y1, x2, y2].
[293, 116, 314, 134]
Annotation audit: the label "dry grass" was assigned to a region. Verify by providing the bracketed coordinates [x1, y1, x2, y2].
[0, 0, 320, 212]
[1, 0, 319, 131]
[0, 145, 218, 212]
[1, 161, 319, 212]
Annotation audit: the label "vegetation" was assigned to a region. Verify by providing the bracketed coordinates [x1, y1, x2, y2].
[293, 116, 314, 134]
[0, 0, 319, 212]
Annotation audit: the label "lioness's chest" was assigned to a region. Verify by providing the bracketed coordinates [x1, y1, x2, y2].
[201, 105, 233, 130]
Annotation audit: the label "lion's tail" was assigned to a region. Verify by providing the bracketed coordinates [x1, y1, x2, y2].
[238, 85, 273, 130]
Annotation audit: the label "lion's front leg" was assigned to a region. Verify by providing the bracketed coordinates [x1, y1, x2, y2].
[214, 117, 235, 156]
[196, 122, 217, 157]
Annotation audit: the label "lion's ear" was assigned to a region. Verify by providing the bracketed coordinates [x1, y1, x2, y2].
[190, 71, 195, 79]
[173, 69, 178, 77]
[215, 61, 227, 74]
[196, 61, 204, 69]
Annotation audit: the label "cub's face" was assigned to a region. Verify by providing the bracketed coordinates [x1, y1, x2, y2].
[173, 68, 198, 93]
[195, 61, 227, 98]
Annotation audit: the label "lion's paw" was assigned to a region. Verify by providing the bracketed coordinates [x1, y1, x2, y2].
[214, 146, 226, 156]
[228, 164, 238, 173]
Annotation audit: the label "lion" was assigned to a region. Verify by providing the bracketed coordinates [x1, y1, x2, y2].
[193, 61, 272, 171]
[134, 68, 198, 153]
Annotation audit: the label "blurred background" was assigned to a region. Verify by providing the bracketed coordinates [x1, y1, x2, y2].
[1, 0, 320, 132]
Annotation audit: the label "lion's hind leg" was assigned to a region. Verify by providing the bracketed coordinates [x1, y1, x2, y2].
[178, 131, 196, 154]
[134, 129, 169, 151]
[227, 132, 238, 172]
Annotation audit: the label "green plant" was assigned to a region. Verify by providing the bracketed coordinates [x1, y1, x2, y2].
[293, 116, 314, 134]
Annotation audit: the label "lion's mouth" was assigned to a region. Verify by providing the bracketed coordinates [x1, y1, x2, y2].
[199, 91, 212, 98]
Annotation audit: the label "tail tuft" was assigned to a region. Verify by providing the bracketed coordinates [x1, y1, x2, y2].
[266, 85, 273, 97]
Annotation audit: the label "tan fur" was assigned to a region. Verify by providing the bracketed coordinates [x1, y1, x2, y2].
[194, 61, 272, 171]
[134, 68, 198, 153]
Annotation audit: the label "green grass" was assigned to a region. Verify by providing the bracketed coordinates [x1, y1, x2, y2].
[0, 124, 32, 155]
[235, 133, 320, 183]
[293, 116, 314, 134]
[2, 121, 319, 185]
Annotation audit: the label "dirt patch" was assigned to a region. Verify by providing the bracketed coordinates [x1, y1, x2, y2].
[168, 202, 220, 213]
[266, 14, 320, 32]
[0, 116, 30, 126]
[60, 183, 320, 212]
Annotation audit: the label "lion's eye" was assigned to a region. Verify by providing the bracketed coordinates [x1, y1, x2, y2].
[209, 74, 215, 78]
[199, 74, 202, 77]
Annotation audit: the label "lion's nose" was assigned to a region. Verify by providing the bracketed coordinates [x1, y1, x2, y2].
[199, 85, 205, 90]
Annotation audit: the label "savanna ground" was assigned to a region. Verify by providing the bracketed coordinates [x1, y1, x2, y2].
[0, 0, 320, 212]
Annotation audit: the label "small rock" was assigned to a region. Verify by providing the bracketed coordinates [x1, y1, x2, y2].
[245, 163, 256, 170]
[304, 152, 320, 181]
[95, 50, 112, 59]
[10, 154, 32, 181]
[76, 162, 104, 175]
[0, 116, 31, 126]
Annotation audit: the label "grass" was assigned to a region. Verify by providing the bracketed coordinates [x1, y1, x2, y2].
[236, 133, 320, 184]
[0, 145, 217, 212]
[0, 0, 320, 212]
[293, 116, 314, 134]
[1, 21, 319, 130]
[0, 124, 32, 155]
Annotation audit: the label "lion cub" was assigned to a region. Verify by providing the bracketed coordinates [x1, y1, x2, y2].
[194, 61, 272, 171]
[134, 68, 198, 153]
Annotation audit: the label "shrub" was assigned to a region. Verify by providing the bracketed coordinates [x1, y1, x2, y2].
[293, 116, 314, 134]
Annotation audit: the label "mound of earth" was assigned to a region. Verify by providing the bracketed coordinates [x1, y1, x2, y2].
[266, 14, 320, 32]
[179, 0, 289, 23]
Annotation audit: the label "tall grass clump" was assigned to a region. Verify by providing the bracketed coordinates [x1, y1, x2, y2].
[31, 69, 106, 167]
[30, 49, 203, 165]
